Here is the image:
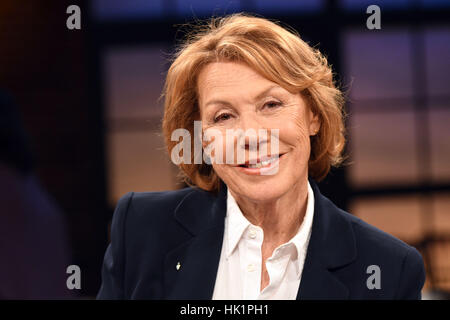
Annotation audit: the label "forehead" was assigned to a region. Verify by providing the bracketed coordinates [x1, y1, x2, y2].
[197, 62, 277, 100]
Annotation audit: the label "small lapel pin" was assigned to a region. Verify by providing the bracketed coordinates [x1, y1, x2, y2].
[176, 262, 181, 271]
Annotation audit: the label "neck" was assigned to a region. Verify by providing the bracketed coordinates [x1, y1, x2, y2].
[230, 176, 309, 245]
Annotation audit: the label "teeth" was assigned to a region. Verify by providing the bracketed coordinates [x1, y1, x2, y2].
[246, 156, 278, 168]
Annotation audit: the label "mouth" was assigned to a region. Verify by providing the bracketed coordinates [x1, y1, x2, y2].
[238, 154, 283, 168]
[235, 153, 285, 175]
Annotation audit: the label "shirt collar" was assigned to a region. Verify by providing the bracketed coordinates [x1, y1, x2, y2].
[225, 187, 251, 257]
[225, 181, 315, 276]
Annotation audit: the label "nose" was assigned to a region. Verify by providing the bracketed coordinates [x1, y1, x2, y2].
[242, 132, 267, 151]
[236, 114, 269, 153]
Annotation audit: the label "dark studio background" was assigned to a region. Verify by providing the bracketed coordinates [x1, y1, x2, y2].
[0, 0, 449, 299]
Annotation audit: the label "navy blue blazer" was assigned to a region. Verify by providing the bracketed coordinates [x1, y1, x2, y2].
[97, 179, 425, 300]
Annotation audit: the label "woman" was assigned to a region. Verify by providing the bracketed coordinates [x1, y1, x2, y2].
[97, 14, 425, 300]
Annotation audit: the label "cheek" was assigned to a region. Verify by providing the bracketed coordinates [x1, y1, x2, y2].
[263, 103, 311, 148]
[278, 116, 311, 150]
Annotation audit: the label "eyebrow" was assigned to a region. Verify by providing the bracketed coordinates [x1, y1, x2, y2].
[203, 84, 282, 109]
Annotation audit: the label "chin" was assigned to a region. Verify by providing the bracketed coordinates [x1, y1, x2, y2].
[229, 178, 290, 203]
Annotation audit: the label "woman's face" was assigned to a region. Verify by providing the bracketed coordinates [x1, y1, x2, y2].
[197, 61, 320, 202]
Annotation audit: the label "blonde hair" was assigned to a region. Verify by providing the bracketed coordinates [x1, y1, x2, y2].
[162, 13, 346, 192]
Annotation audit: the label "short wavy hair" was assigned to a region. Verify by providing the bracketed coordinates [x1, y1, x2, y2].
[162, 13, 346, 192]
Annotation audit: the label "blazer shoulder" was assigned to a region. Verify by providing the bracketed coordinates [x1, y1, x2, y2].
[113, 187, 206, 232]
[337, 207, 424, 275]
[127, 187, 195, 209]
[319, 193, 416, 257]
[344, 209, 415, 255]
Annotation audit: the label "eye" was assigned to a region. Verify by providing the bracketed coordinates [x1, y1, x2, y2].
[213, 113, 232, 123]
[263, 100, 282, 109]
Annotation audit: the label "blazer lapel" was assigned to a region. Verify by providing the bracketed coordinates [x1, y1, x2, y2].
[298, 258, 349, 299]
[163, 183, 227, 299]
[297, 179, 357, 300]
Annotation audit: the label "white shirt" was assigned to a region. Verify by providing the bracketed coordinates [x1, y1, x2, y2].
[212, 181, 315, 300]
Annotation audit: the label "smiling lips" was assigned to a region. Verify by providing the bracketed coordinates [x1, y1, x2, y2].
[235, 153, 285, 175]
[239, 154, 281, 168]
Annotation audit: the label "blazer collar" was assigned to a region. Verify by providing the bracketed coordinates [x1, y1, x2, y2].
[164, 178, 357, 300]
[297, 179, 357, 299]
[173, 181, 228, 235]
